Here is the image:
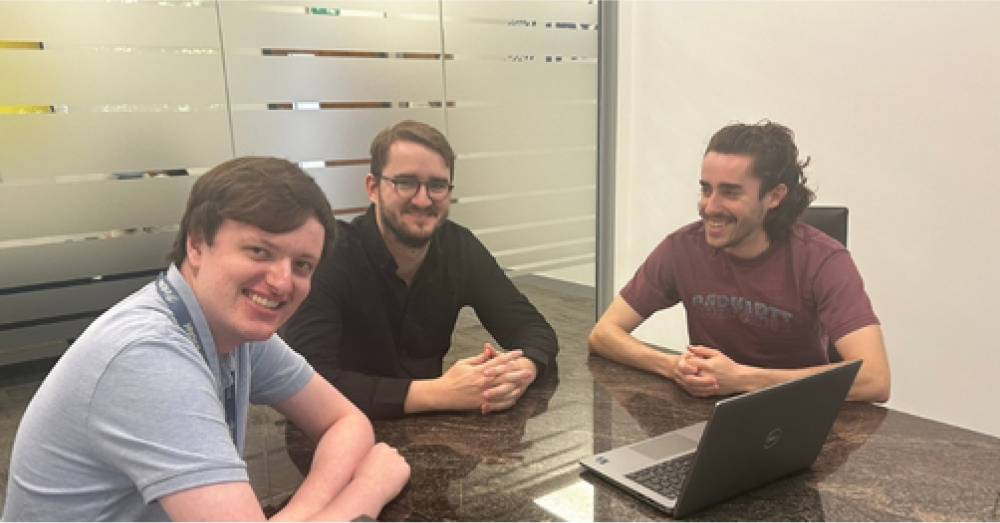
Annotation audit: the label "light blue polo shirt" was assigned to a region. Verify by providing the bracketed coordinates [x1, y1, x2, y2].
[3, 264, 313, 521]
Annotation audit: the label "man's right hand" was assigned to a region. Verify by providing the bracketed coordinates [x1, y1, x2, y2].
[351, 443, 410, 505]
[406, 344, 529, 413]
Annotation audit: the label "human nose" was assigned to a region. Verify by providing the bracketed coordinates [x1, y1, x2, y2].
[701, 191, 720, 215]
[266, 259, 293, 295]
[410, 182, 434, 206]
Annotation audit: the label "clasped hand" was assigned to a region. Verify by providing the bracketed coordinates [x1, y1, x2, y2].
[440, 343, 537, 414]
[672, 345, 744, 397]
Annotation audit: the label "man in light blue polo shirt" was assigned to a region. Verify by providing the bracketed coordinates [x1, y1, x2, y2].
[3, 157, 410, 521]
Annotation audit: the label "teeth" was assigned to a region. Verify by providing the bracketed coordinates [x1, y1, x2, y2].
[249, 293, 280, 309]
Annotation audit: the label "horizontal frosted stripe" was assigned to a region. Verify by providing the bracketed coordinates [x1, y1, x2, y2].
[245, 1, 440, 17]
[505, 254, 595, 275]
[449, 189, 593, 231]
[493, 237, 592, 258]
[0, 340, 67, 367]
[442, 22, 597, 56]
[441, 1, 598, 22]
[454, 149, 596, 197]
[218, 2, 441, 50]
[0, 177, 193, 242]
[1, 277, 151, 325]
[0, 51, 226, 105]
[0, 112, 232, 181]
[457, 185, 594, 205]
[446, 105, 597, 153]
[308, 165, 371, 210]
[262, 49, 450, 60]
[0, 106, 53, 114]
[299, 158, 368, 169]
[474, 218, 594, 254]
[0, 319, 93, 361]
[446, 61, 597, 101]
[229, 109, 446, 160]
[495, 240, 595, 271]
[448, 54, 596, 64]
[0, 1, 221, 47]
[0, 41, 43, 50]
[0, 231, 174, 288]
[225, 54, 443, 102]
[472, 215, 593, 236]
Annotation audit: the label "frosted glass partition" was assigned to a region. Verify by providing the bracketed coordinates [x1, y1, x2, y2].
[0, 0, 600, 365]
[0, 1, 231, 365]
[217, 1, 447, 215]
[441, 1, 599, 285]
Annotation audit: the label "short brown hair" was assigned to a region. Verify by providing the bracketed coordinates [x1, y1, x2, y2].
[706, 120, 816, 241]
[369, 120, 455, 181]
[166, 156, 336, 265]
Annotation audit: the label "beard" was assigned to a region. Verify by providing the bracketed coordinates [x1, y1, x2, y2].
[379, 196, 448, 249]
[698, 204, 767, 252]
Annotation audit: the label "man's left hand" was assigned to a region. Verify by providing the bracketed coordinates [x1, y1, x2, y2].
[677, 345, 746, 397]
[479, 343, 537, 413]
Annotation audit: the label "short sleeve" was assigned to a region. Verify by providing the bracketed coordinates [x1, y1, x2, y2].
[619, 235, 683, 318]
[812, 250, 880, 342]
[249, 337, 314, 405]
[88, 337, 247, 505]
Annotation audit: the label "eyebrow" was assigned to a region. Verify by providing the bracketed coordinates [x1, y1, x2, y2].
[699, 181, 744, 192]
[258, 236, 320, 264]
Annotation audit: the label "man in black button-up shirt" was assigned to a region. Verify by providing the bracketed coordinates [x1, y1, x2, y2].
[283, 121, 559, 420]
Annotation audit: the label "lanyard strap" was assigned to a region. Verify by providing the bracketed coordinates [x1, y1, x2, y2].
[155, 272, 237, 446]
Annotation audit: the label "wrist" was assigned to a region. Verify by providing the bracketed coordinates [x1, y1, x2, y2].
[405, 379, 442, 413]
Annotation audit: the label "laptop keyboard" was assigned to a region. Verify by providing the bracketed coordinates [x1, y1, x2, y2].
[625, 453, 696, 499]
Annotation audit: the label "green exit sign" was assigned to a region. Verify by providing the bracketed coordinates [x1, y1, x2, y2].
[308, 7, 341, 16]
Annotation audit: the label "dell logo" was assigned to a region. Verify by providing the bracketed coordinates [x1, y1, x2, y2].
[596, 456, 609, 465]
[764, 428, 783, 449]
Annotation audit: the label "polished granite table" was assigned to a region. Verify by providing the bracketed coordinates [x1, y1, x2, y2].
[254, 282, 1000, 521]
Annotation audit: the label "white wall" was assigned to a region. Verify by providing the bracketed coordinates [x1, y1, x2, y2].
[614, 1, 1000, 438]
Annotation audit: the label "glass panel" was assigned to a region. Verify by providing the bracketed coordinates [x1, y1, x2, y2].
[441, 0, 599, 287]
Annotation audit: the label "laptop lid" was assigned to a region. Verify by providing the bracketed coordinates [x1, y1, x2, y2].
[579, 359, 861, 518]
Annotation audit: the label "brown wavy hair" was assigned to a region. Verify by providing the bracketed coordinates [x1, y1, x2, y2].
[369, 120, 455, 181]
[705, 120, 816, 241]
[166, 156, 336, 266]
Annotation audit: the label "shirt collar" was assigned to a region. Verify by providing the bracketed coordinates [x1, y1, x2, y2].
[164, 263, 220, 358]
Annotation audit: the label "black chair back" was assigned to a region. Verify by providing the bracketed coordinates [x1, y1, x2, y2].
[798, 206, 849, 362]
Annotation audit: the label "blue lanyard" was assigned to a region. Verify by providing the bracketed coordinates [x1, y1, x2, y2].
[155, 272, 238, 446]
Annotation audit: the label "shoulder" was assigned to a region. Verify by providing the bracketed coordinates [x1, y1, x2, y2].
[787, 222, 848, 258]
[84, 283, 190, 353]
[646, 220, 707, 259]
[435, 219, 490, 253]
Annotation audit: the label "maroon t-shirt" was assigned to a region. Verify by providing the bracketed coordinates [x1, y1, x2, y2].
[620, 221, 879, 368]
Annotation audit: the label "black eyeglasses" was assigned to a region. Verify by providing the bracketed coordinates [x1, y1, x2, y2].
[381, 175, 454, 201]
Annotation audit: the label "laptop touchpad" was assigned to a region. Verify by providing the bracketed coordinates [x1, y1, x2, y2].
[631, 433, 698, 461]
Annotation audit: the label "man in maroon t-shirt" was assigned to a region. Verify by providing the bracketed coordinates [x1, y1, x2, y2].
[588, 121, 890, 403]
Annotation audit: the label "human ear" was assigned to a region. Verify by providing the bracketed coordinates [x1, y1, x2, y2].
[767, 183, 788, 210]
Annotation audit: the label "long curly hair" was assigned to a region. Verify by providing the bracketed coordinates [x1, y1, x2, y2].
[705, 120, 816, 241]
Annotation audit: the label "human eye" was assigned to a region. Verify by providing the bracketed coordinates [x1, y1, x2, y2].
[427, 180, 450, 193]
[396, 178, 419, 191]
[246, 245, 270, 260]
[293, 259, 314, 276]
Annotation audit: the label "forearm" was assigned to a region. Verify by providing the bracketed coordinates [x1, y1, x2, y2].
[271, 412, 374, 521]
[404, 378, 444, 414]
[302, 473, 397, 521]
[738, 363, 888, 402]
[587, 323, 679, 379]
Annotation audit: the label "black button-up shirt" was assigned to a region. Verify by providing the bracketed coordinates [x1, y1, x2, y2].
[282, 205, 559, 419]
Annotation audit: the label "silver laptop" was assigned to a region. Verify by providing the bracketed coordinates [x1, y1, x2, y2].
[579, 359, 861, 518]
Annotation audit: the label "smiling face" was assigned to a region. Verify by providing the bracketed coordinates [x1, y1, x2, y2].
[181, 217, 324, 354]
[698, 152, 786, 259]
[368, 140, 451, 250]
